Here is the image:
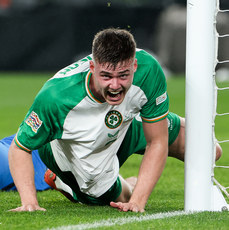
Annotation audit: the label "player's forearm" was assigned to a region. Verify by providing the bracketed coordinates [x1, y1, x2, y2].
[129, 142, 168, 209]
[8, 142, 38, 206]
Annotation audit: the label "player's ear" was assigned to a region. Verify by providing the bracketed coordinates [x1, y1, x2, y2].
[134, 58, 138, 72]
[89, 60, 95, 73]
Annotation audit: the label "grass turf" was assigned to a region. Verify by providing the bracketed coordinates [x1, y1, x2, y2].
[0, 73, 229, 230]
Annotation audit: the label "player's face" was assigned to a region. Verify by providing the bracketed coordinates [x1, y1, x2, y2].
[90, 58, 137, 105]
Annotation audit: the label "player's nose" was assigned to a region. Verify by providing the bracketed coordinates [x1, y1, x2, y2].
[110, 78, 120, 89]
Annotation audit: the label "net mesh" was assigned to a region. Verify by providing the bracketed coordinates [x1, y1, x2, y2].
[213, 0, 229, 200]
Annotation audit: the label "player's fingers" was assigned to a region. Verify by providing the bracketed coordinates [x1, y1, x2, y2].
[8, 207, 21, 212]
[117, 203, 133, 212]
[122, 205, 130, 212]
[27, 204, 46, 212]
[37, 207, 46, 211]
[131, 206, 138, 212]
[131, 206, 145, 213]
[31, 206, 46, 212]
[8, 205, 46, 212]
[123, 203, 145, 213]
[110, 201, 122, 208]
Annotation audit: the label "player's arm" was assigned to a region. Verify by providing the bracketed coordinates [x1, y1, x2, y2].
[110, 118, 168, 212]
[8, 141, 46, 212]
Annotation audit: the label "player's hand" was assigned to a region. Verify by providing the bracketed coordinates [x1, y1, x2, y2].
[9, 204, 46, 212]
[110, 201, 145, 213]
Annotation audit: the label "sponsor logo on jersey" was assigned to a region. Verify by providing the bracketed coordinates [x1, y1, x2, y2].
[156, 92, 167, 105]
[105, 130, 120, 146]
[25, 111, 43, 133]
[105, 110, 123, 129]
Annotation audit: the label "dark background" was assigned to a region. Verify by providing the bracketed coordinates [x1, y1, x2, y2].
[0, 0, 228, 72]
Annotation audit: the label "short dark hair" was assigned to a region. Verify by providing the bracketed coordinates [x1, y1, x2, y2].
[92, 28, 136, 67]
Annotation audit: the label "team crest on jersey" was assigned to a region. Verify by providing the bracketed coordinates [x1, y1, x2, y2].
[25, 111, 43, 133]
[105, 110, 123, 129]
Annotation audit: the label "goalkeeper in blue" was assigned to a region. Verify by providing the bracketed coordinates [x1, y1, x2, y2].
[8, 28, 222, 213]
[0, 135, 50, 191]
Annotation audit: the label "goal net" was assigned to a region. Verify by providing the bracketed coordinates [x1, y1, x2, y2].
[185, 0, 229, 211]
[213, 0, 229, 208]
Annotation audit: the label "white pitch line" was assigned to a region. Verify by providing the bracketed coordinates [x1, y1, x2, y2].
[46, 210, 190, 230]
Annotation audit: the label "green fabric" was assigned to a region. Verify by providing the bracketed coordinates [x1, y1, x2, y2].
[39, 143, 122, 205]
[134, 50, 169, 122]
[117, 112, 181, 167]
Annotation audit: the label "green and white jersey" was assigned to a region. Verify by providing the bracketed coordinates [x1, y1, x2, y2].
[15, 49, 169, 197]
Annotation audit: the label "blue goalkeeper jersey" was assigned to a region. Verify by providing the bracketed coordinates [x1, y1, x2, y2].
[0, 134, 50, 191]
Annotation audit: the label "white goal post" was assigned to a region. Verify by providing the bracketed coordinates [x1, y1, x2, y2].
[185, 0, 228, 211]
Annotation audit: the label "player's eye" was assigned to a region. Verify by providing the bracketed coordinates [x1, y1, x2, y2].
[101, 75, 111, 79]
[120, 74, 128, 79]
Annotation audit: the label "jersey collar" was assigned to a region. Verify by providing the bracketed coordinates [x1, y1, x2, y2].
[86, 71, 104, 104]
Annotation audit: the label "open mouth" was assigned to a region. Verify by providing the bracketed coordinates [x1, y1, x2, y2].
[107, 91, 122, 100]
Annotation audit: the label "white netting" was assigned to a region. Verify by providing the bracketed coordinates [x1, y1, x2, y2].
[213, 0, 229, 200]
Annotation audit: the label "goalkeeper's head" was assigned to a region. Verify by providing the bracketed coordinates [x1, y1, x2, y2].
[92, 28, 136, 68]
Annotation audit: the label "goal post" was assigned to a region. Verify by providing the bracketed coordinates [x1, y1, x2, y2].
[185, 0, 228, 211]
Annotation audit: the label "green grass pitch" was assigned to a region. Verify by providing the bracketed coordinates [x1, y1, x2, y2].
[0, 73, 229, 230]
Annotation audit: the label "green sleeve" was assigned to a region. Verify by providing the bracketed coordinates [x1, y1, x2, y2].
[135, 50, 169, 123]
[15, 81, 64, 151]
